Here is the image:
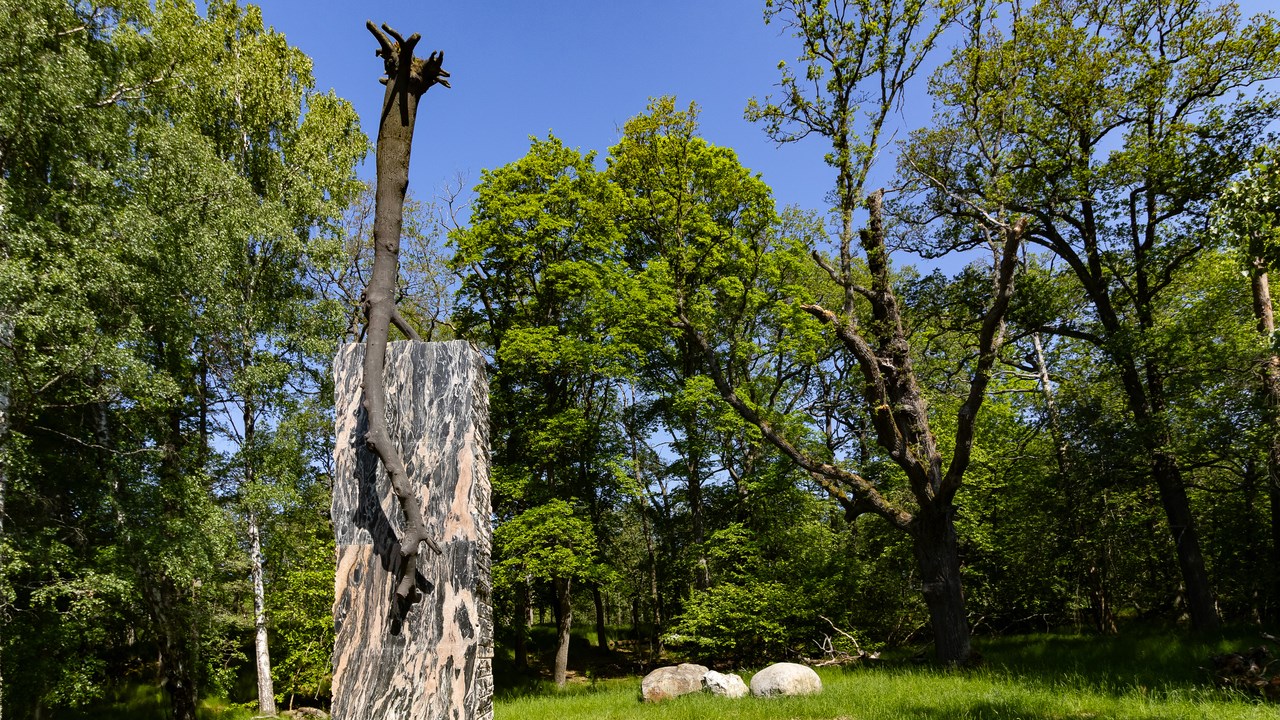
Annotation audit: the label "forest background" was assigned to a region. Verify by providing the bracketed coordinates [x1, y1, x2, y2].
[4, 0, 1280, 718]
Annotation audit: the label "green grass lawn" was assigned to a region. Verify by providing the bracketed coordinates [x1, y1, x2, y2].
[51, 629, 1278, 719]
[496, 631, 1279, 720]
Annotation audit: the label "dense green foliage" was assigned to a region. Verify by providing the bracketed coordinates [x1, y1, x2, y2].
[0, 0, 364, 717]
[4, 0, 1280, 716]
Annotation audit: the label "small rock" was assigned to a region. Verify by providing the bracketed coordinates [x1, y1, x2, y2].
[281, 708, 329, 719]
[703, 669, 748, 698]
[640, 663, 710, 702]
[749, 662, 822, 697]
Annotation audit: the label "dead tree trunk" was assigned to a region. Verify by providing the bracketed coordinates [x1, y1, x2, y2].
[361, 21, 450, 603]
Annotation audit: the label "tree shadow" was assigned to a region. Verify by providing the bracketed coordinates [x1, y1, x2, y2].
[352, 404, 432, 635]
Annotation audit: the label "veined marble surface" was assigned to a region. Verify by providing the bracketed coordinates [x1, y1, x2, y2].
[331, 340, 493, 720]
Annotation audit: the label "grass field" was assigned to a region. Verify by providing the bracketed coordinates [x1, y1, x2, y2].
[52, 629, 1278, 718]
[494, 631, 1279, 720]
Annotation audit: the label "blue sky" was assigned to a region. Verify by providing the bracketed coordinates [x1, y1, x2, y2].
[254, 1, 865, 215]
[253, 0, 1277, 263]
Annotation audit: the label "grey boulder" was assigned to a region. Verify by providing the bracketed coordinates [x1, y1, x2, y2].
[749, 662, 823, 697]
[702, 669, 749, 698]
[640, 663, 710, 702]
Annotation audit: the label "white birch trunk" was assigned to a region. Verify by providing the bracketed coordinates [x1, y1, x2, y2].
[249, 510, 277, 716]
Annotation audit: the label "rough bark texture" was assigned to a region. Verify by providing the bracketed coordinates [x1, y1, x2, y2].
[911, 506, 970, 663]
[361, 20, 450, 604]
[331, 341, 493, 720]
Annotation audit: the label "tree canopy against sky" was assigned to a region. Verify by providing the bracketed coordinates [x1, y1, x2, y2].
[245, 0, 1277, 261]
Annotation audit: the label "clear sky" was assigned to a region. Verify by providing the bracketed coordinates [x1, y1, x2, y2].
[252, 0, 1277, 261]
[253, 1, 859, 216]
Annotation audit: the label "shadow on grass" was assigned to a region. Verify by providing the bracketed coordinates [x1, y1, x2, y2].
[977, 624, 1279, 695]
[492, 624, 648, 701]
[52, 684, 253, 720]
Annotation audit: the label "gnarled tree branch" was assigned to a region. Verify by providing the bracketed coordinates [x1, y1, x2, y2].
[361, 20, 449, 604]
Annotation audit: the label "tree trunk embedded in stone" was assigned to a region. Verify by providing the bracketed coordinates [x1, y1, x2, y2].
[360, 20, 450, 604]
[331, 342, 493, 720]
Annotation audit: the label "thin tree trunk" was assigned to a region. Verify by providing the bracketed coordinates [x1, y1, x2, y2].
[592, 585, 608, 650]
[514, 577, 530, 670]
[1030, 333, 1116, 634]
[248, 509, 276, 716]
[1250, 259, 1280, 620]
[911, 504, 971, 665]
[242, 390, 277, 716]
[684, 419, 709, 591]
[552, 576, 573, 687]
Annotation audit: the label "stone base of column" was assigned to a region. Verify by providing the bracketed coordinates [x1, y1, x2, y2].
[331, 340, 493, 720]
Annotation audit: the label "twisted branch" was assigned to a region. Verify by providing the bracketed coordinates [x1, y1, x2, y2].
[361, 21, 449, 604]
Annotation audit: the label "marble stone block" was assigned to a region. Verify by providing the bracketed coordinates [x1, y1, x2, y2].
[331, 340, 492, 720]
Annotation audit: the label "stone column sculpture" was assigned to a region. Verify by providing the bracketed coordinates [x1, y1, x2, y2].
[332, 340, 493, 720]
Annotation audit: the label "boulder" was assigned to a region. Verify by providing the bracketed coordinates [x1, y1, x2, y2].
[749, 662, 822, 697]
[640, 663, 710, 702]
[281, 709, 330, 719]
[702, 669, 748, 698]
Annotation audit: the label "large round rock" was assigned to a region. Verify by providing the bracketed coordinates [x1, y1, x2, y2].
[640, 663, 710, 702]
[749, 662, 822, 697]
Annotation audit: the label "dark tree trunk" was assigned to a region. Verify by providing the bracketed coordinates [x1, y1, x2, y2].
[681, 194, 1023, 666]
[146, 578, 199, 720]
[552, 576, 573, 687]
[361, 22, 449, 603]
[592, 585, 608, 650]
[514, 577, 530, 670]
[1149, 451, 1218, 630]
[0, 320, 9, 720]
[911, 504, 971, 664]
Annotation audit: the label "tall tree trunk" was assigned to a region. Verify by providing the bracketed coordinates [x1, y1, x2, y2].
[552, 576, 573, 687]
[248, 510, 277, 716]
[147, 578, 199, 720]
[1250, 259, 1280, 620]
[514, 577, 530, 670]
[243, 399, 276, 716]
[361, 22, 448, 604]
[154, 408, 200, 720]
[1150, 450, 1218, 630]
[911, 504, 971, 664]
[592, 585, 608, 650]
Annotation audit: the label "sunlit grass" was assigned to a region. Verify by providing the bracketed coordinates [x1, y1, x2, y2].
[495, 630, 1279, 720]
